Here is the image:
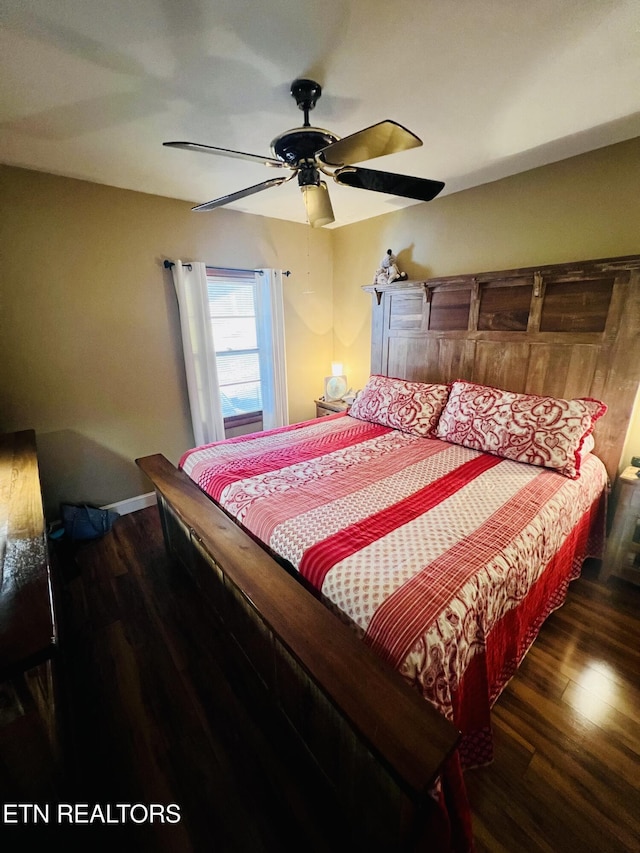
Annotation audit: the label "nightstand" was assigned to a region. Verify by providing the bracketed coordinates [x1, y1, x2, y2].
[315, 398, 350, 418]
[601, 466, 640, 585]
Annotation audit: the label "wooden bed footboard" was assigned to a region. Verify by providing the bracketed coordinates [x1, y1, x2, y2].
[136, 453, 461, 850]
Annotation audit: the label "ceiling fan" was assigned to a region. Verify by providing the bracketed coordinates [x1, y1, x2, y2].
[163, 78, 445, 227]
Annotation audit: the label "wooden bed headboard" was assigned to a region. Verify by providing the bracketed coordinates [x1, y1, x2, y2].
[364, 254, 640, 484]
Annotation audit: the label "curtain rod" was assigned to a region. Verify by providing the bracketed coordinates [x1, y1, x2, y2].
[163, 260, 290, 276]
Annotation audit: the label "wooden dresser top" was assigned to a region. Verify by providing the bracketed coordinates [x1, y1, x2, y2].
[0, 429, 56, 679]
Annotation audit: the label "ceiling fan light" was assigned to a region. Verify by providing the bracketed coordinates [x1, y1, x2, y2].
[301, 182, 334, 228]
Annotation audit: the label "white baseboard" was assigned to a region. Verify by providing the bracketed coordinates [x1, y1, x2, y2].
[102, 492, 157, 516]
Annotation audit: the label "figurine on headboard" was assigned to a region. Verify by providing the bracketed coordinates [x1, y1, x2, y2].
[372, 249, 408, 286]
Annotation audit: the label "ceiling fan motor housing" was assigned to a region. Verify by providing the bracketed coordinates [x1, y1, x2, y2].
[271, 128, 339, 166]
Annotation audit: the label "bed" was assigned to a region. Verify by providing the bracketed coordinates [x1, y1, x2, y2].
[138, 254, 640, 852]
[179, 398, 608, 765]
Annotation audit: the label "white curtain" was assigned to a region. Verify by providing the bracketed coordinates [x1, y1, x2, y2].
[255, 268, 289, 430]
[170, 260, 225, 446]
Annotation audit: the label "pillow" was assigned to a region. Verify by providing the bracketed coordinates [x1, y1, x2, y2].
[435, 380, 606, 478]
[349, 374, 450, 438]
[580, 433, 596, 459]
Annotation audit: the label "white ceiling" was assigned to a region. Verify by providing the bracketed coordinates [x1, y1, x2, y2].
[1, 0, 639, 229]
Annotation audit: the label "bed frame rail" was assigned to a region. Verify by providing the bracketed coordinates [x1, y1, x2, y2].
[137, 453, 460, 849]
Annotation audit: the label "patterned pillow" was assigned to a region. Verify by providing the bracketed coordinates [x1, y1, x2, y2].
[579, 433, 596, 458]
[349, 374, 450, 438]
[435, 380, 606, 478]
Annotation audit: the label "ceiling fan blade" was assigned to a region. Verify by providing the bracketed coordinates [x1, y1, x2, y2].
[334, 166, 444, 202]
[317, 120, 422, 167]
[192, 176, 290, 212]
[300, 181, 335, 228]
[163, 141, 283, 168]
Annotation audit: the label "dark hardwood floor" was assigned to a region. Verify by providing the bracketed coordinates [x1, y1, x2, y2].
[13, 506, 640, 852]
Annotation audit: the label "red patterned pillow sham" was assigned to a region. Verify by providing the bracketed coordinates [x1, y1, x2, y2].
[349, 374, 450, 438]
[435, 380, 606, 478]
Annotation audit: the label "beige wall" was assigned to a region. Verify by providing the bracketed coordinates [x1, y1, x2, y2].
[1, 166, 334, 517]
[332, 136, 640, 469]
[2, 137, 639, 518]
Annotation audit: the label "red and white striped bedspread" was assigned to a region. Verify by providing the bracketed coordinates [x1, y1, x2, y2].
[180, 412, 608, 766]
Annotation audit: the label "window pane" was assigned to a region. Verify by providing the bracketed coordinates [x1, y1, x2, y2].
[206, 272, 262, 419]
[220, 382, 262, 417]
[216, 351, 260, 385]
[208, 282, 256, 316]
[212, 317, 257, 351]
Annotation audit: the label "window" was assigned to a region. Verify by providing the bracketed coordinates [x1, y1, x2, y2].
[170, 260, 288, 446]
[206, 268, 262, 424]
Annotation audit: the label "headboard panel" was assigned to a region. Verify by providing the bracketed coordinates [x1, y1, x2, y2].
[364, 255, 640, 483]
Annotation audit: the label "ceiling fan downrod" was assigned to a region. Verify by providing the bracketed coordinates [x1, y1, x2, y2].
[290, 78, 322, 127]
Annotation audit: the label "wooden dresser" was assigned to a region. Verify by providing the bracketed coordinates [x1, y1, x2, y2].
[0, 429, 62, 798]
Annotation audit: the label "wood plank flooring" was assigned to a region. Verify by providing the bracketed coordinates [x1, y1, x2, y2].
[465, 575, 640, 852]
[20, 506, 640, 851]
